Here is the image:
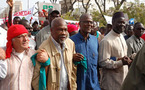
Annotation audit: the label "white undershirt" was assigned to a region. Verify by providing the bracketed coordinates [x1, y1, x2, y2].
[51, 36, 68, 90]
[0, 60, 7, 80]
[14, 51, 25, 61]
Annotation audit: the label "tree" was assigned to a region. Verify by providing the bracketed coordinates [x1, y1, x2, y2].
[94, 0, 107, 21]
[122, 2, 145, 25]
[82, 0, 91, 13]
[50, 0, 57, 3]
[62, 9, 80, 21]
[69, 0, 77, 13]
[61, 0, 77, 14]
[112, 0, 126, 10]
[94, 0, 126, 23]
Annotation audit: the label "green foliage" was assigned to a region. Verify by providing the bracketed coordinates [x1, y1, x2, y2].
[91, 10, 106, 27]
[91, 2, 145, 26]
[62, 9, 80, 21]
[122, 2, 145, 25]
[62, 2, 145, 26]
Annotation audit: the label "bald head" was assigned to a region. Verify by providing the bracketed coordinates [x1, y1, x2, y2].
[79, 13, 93, 35]
[51, 17, 67, 28]
[79, 13, 92, 21]
[50, 17, 68, 44]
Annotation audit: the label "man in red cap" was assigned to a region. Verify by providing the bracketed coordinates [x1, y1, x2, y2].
[0, 25, 35, 90]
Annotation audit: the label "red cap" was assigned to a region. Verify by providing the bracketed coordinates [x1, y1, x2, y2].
[6, 25, 28, 58]
[67, 24, 78, 33]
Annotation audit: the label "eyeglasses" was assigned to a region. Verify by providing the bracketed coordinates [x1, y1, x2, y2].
[81, 21, 93, 24]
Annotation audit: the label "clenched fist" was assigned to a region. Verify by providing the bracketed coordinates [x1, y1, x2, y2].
[37, 49, 49, 63]
[73, 53, 84, 62]
[0, 48, 6, 60]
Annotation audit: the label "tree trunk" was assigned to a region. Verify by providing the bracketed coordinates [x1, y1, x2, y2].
[94, 0, 106, 21]
[82, 0, 91, 13]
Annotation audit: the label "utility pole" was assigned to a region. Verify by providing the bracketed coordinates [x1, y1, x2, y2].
[27, 0, 29, 9]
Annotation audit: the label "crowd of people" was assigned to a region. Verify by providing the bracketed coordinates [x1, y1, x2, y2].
[0, 1, 145, 90]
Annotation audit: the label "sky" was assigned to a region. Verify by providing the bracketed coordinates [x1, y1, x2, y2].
[0, 0, 58, 13]
[0, 0, 144, 13]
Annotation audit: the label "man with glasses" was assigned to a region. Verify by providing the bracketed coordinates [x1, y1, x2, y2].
[124, 24, 134, 40]
[70, 13, 101, 90]
[126, 22, 145, 60]
[0, 25, 35, 90]
[19, 19, 36, 50]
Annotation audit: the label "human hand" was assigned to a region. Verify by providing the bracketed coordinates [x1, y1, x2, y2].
[0, 48, 6, 60]
[121, 56, 132, 65]
[6, 0, 13, 8]
[73, 53, 84, 62]
[37, 49, 49, 63]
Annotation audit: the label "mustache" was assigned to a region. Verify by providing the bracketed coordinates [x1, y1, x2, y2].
[59, 35, 67, 38]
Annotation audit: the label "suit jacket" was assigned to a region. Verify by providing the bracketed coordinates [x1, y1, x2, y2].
[121, 44, 145, 90]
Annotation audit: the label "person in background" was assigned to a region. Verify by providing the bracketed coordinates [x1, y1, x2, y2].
[99, 12, 132, 90]
[121, 43, 145, 90]
[126, 22, 145, 60]
[70, 13, 101, 90]
[105, 24, 112, 35]
[0, 24, 8, 31]
[141, 30, 145, 41]
[0, 25, 35, 90]
[31, 21, 40, 36]
[90, 21, 104, 43]
[42, 20, 49, 28]
[19, 19, 36, 50]
[35, 8, 61, 49]
[7, 0, 21, 28]
[124, 24, 134, 40]
[99, 27, 107, 36]
[67, 24, 78, 36]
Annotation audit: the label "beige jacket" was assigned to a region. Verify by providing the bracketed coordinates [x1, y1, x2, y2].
[32, 36, 77, 90]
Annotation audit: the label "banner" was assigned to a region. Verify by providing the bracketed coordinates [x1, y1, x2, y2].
[38, 2, 61, 21]
[13, 5, 35, 21]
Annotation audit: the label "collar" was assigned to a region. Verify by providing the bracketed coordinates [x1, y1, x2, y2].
[132, 35, 142, 43]
[11, 48, 29, 57]
[111, 30, 121, 37]
[51, 36, 66, 51]
[77, 31, 90, 41]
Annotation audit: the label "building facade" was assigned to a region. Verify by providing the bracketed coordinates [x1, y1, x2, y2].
[0, 0, 22, 18]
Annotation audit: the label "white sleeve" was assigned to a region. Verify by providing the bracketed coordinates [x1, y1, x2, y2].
[0, 60, 7, 80]
[99, 40, 123, 69]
